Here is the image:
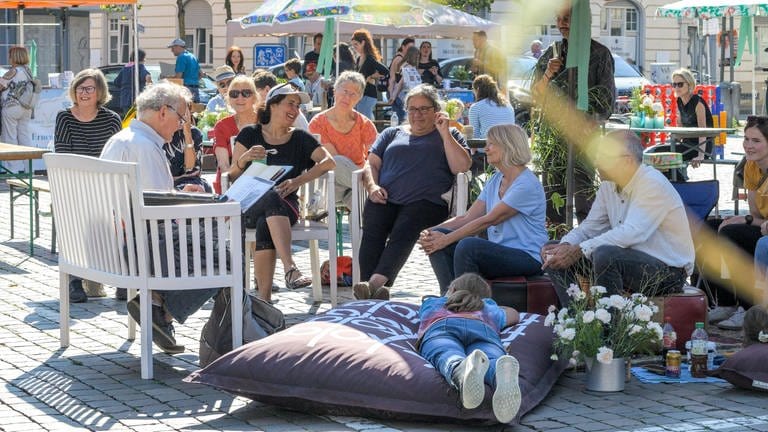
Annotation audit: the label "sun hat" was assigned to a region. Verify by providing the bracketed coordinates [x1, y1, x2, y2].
[266, 82, 310, 105]
[167, 38, 186, 48]
[213, 65, 236, 82]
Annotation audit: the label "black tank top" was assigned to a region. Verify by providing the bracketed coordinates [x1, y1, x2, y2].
[676, 93, 714, 161]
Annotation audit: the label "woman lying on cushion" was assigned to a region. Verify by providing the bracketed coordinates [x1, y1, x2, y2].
[418, 124, 547, 295]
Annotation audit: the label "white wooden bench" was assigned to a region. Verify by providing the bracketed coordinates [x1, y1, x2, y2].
[45, 153, 244, 379]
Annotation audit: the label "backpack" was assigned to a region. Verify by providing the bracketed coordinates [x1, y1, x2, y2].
[5, 67, 41, 111]
[199, 288, 286, 367]
[321, 256, 353, 286]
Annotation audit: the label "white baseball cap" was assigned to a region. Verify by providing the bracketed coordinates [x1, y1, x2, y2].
[266, 82, 310, 105]
[167, 38, 186, 48]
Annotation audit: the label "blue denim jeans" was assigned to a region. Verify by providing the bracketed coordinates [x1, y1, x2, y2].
[428, 229, 543, 295]
[391, 96, 405, 124]
[355, 95, 377, 120]
[420, 317, 506, 388]
[547, 244, 686, 307]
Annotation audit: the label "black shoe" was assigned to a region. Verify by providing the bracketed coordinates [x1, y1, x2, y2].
[126, 296, 185, 355]
[115, 288, 127, 301]
[69, 279, 87, 303]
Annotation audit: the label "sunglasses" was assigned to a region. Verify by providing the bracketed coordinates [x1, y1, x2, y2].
[229, 89, 254, 99]
[671, 82, 686, 88]
[218, 80, 233, 89]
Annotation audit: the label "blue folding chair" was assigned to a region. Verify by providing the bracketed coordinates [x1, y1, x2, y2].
[671, 180, 719, 303]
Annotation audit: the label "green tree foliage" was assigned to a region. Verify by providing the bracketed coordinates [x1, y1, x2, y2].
[434, 0, 494, 15]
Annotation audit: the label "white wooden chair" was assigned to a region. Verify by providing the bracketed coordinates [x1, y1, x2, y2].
[350, 169, 469, 285]
[45, 153, 243, 380]
[221, 171, 337, 306]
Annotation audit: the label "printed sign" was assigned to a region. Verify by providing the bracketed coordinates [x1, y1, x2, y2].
[253, 44, 287, 69]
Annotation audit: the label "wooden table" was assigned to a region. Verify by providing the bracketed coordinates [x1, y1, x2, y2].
[0, 143, 49, 255]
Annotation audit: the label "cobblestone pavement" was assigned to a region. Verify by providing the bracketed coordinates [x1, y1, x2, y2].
[1, 134, 768, 431]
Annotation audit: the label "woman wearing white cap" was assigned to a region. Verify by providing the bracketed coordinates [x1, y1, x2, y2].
[227, 83, 335, 302]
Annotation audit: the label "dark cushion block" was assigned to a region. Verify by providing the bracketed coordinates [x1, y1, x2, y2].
[185, 301, 566, 425]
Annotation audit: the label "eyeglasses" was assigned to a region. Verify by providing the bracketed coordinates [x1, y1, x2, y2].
[671, 82, 686, 88]
[218, 80, 233, 89]
[165, 104, 187, 126]
[75, 85, 96, 94]
[407, 106, 436, 115]
[229, 89, 254, 99]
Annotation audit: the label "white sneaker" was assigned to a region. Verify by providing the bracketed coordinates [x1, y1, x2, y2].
[455, 349, 489, 410]
[708, 306, 737, 323]
[492, 355, 521, 424]
[717, 306, 746, 330]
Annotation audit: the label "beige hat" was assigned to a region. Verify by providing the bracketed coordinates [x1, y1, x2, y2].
[213, 65, 236, 82]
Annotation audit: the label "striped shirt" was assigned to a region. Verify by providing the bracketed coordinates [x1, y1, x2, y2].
[54, 107, 122, 157]
[468, 98, 515, 138]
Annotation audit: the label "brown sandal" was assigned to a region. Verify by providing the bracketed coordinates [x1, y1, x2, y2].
[285, 266, 312, 290]
[353, 282, 372, 300]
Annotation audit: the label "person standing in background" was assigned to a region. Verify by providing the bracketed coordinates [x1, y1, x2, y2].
[168, 38, 202, 103]
[225, 46, 246, 75]
[531, 1, 615, 224]
[0, 45, 34, 172]
[417, 41, 443, 88]
[470, 31, 505, 90]
[114, 48, 152, 117]
[303, 33, 323, 76]
[351, 29, 388, 120]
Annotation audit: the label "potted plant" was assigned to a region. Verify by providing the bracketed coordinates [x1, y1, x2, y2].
[545, 284, 663, 391]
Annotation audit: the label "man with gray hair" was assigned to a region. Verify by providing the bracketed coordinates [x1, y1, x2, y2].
[541, 131, 695, 306]
[101, 82, 218, 354]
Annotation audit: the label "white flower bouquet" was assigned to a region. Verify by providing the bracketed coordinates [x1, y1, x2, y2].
[545, 285, 663, 365]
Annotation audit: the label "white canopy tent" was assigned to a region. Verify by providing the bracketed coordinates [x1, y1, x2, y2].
[226, 2, 498, 47]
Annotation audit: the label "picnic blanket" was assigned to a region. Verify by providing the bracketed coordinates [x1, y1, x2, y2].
[632, 364, 725, 384]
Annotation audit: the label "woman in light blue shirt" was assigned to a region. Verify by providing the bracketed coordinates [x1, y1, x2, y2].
[468, 75, 515, 138]
[418, 124, 546, 294]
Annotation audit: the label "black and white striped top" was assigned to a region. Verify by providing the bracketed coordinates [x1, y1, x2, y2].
[54, 107, 122, 157]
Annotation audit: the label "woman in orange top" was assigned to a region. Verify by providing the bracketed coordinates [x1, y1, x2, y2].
[309, 71, 377, 207]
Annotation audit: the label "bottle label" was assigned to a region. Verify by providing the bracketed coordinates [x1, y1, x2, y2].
[663, 331, 677, 348]
[691, 340, 707, 355]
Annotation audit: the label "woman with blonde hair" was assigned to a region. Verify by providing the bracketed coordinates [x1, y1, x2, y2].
[0, 45, 36, 171]
[468, 74, 515, 138]
[419, 124, 546, 294]
[211, 75, 260, 193]
[671, 68, 713, 176]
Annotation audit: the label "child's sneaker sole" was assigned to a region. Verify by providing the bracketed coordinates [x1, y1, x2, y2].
[493, 355, 521, 424]
[461, 350, 489, 409]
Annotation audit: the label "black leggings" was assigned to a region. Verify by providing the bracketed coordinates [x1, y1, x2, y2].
[244, 190, 299, 250]
[700, 219, 762, 306]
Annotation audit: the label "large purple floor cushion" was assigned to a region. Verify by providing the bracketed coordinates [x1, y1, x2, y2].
[185, 301, 566, 425]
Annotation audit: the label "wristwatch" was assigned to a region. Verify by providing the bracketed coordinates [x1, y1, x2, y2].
[745, 215, 754, 225]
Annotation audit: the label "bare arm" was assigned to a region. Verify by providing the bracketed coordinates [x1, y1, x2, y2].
[690, 102, 708, 168]
[275, 145, 336, 198]
[434, 112, 471, 174]
[501, 306, 520, 328]
[214, 147, 231, 171]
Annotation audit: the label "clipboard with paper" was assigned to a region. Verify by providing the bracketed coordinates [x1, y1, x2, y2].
[223, 163, 292, 212]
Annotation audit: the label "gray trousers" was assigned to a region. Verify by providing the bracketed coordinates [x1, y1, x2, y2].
[547, 244, 687, 307]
